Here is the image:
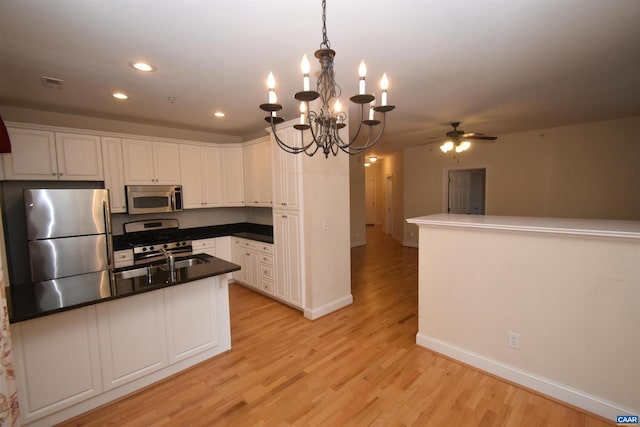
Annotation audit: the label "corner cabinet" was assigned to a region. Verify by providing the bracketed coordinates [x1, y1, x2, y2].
[244, 136, 273, 207]
[221, 146, 245, 206]
[3, 128, 104, 181]
[122, 138, 181, 185]
[179, 145, 222, 209]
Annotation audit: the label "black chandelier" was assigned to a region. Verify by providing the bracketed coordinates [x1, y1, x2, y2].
[259, 0, 395, 158]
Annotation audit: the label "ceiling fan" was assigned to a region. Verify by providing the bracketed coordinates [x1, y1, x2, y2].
[425, 122, 497, 153]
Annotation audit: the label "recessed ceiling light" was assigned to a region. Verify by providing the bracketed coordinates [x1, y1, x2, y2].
[129, 61, 156, 72]
[213, 112, 225, 118]
[111, 92, 129, 100]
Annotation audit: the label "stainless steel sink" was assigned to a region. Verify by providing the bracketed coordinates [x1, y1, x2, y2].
[113, 265, 160, 280]
[159, 257, 207, 271]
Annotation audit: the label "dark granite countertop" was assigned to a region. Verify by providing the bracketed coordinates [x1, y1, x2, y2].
[113, 222, 273, 250]
[7, 254, 240, 324]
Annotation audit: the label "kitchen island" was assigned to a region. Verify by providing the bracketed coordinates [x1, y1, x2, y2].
[8, 255, 240, 427]
[407, 214, 640, 419]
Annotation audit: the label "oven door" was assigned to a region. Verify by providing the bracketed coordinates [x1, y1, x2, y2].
[126, 185, 181, 214]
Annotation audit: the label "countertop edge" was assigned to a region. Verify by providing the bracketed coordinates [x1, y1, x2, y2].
[406, 214, 640, 240]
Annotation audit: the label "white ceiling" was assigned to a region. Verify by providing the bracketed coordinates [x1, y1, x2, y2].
[1, 0, 639, 156]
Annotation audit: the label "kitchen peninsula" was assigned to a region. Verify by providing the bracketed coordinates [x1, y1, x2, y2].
[8, 254, 240, 427]
[407, 214, 640, 419]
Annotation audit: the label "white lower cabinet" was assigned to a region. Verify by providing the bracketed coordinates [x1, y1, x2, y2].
[192, 238, 216, 256]
[274, 210, 303, 308]
[96, 291, 168, 390]
[11, 307, 102, 425]
[231, 238, 275, 297]
[11, 276, 231, 427]
[165, 279, 221, 363]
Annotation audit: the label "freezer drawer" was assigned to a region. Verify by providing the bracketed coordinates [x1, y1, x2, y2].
[29, 234, 112, 282]
[33, 270, 113, 311]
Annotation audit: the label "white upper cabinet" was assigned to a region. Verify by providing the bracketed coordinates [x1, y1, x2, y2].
[3, 128, 103, 181]
[122, 139, 180, 185]
[221, 146, 245, 206]
[179, 144, 222, 209]
[101, 137, 127, 213]
[244, 137, 273, 207]
[272, 127, 301, 210]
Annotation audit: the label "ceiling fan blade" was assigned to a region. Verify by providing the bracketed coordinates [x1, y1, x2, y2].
[464, 134, 497, 141]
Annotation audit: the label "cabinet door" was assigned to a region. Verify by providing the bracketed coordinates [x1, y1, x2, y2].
[3, 128, 58, 180]
[258, 140, 273, 206]
[122, 139, 155, 184]
[221, 147, 245, 206]
[243, 143, 258, 206]
[272, 129, 301, 210]
[153, 141, 181, 184]
[214, 236, 232, 262]
[165, 278, 221, 363]
[274, 210, 302, 307]
[96, 291, 168, 391]
[101, 137, 127, 213]
[231, 238, 246, 283]
[55, 132, 104, 180]
[179, 144, 205, 209]
[11, 308, 102, 423]
[202, 146, 223, 207]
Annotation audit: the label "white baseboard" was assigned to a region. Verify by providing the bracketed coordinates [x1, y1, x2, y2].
[416, 332, 635, 421]
[351, 237, 367, 248]
[403, 240, 418, 248]
[304, 294, 353, 320]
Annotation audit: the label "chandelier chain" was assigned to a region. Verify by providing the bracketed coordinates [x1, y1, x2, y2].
[320, 0, 331, 49]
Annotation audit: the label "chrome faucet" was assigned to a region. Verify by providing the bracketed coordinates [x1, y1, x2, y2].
[161, 248, 175, 273]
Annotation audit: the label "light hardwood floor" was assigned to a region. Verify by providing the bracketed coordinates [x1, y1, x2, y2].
[59, 226, 612, 426]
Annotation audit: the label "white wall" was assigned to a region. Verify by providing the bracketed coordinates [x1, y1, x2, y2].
[414, 220, 640, 418]
[302, 137, 352, 318]
[403, 115, 640, 246]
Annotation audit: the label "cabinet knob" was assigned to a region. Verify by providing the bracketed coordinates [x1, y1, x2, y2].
[59, 172, 64, 176]
[52, 173, 56, 176]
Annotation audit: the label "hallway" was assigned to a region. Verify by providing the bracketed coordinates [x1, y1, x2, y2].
[60, 226, 610, 426]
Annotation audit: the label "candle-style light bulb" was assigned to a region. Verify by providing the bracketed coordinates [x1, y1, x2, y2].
[358, 60, 367, 95]
[368, 101, 375, 120]
[380, 73, 389, 107]
[301, 54, 311, 91]
[334, 98, 342, 113]
[267, 72, 277, 104]
[299, 102, 306, 125]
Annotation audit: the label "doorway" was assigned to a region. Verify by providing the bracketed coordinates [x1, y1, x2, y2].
[365, 179, 376, 225]
[384, 175, 393, 235]
[447, 168, 486, 214]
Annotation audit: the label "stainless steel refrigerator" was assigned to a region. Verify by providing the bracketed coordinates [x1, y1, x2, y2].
[24, 189, 113, 309]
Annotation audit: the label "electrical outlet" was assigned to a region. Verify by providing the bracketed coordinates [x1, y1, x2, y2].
[508, 331, 520, 350]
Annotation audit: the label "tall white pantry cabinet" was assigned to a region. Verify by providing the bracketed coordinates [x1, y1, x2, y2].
[269, 120, 352, 318]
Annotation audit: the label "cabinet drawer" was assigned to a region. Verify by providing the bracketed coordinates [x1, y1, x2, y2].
[114, 250, 133, 262]
[260, 265, 273, 280]
[192, 239, 215, 250]
[240, 239, 258, 250]
[261, 279, 274, 295]
[260, 254, 273, 265]
[259, 243, 273, 254]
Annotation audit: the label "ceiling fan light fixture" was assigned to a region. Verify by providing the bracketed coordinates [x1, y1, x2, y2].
[440, 141, 454, 153]
[455, 141, 471, 153]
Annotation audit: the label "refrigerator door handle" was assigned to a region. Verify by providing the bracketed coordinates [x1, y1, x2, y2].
[103, 200, 112, 266]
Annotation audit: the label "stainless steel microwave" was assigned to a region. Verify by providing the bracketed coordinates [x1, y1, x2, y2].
[125, 185, 183, 215]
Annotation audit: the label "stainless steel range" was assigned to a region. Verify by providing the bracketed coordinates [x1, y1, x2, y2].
[123, 219, 192, 266]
